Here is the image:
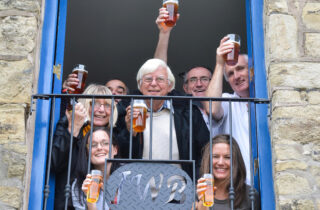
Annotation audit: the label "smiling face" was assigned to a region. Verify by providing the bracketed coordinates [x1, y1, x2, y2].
[183, 67, 212, 97]
[225, 55, 249, 97]
[139, 66, 172, 97]
[89, 99, 111, 126]
[89, 130, 117, 167]
[212, 143, 231, 182]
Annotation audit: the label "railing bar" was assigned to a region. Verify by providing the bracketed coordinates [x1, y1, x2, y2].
[229, 101, 234, 210]
[189, 99, 193, 160]
[129, 98, 133, 159]
[149, 98, 153, 160]
[43, 97, 56, 210]
[64, 96, 76, 210]
[108, 97, 115, 165]
[169, 98, 173, 160]
[248, 100, 255, 210]
[209, 99, 213, 175]
[87, 97, 95, 174]
[103, 158, 108, 210]
[31, 93, 270, 103]
[193, 160, 196, 210]
[106, 158, 194, 164]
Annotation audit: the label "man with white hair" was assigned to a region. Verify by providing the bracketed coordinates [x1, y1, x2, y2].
[204, 36, 251, 184]
[117, 58, 209, 178]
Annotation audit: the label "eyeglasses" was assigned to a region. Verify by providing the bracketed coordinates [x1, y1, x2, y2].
[89, 141, 110, 149]
[142, 76, 168, 84]
[90, 101, 111, 110]
[187, 76, 211, 84]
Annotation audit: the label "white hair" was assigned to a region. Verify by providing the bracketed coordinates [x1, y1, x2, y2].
[136, 58, 175, 91]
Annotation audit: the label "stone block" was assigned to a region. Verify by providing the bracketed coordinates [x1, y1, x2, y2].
[302, 3, 320, 31]
[272, 90, 304, 108]
[305, 33, 320, 57]
[0, 16, 37, 56]
[269, 63, 320, 90]
[271, 106, 320, 144]
[0, 186, 21, 208]
[308, 91, 320, 105]
[276, 173, 312, 195]
[268, 14, 298, 60]
[0, 105, 25, 142]
[0, 0, 40, 12]
[275, 161, 308, 171]
[310, 166, 320, 187]
[8, 164, 25, 178]
[266, 0, 288, 14]
[279, 199, 315, 210]
[3, 143, 27, 154]
[274, 144, 303, 161]
[0, 60, 32, 103]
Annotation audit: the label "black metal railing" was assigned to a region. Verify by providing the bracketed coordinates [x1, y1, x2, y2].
[31, 94, 269, 210]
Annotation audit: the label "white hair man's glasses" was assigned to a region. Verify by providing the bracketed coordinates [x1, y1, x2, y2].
[142, 76, 168, 84]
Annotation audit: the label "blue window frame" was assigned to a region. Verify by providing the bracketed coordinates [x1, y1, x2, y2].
[28, 0, 275, 209]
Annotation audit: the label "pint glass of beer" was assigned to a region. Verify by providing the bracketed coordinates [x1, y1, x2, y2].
[70, 64, 88, 94]
[163, 0, 179, 27]
[202, 173, 214, 207]
[132, 99, 147, 133]
[87, 170, 103, 203]
[224, 34, 241, 66]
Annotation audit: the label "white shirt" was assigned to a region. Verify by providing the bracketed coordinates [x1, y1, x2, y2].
[213, 92, 251, 184]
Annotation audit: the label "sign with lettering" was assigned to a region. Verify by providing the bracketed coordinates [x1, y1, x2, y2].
[105, 163, 194, 209]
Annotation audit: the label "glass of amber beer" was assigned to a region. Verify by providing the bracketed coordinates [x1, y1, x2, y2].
[132, 99, 147, 133]
[70, 64, 88, 94]
[224, 34, 241, 66]
[87, 170, 103, 203]
[202, 173, 214, 207]
[163, 0, 179, 27]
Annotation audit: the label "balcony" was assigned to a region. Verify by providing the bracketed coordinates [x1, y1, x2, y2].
[29, 93, 270, 210]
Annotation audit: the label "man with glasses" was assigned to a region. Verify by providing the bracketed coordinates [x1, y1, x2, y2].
[117, 58, 209, 178]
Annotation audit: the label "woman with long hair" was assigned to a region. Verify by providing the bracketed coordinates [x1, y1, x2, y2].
[196, 134, 260, 210]
[72, 126, 119, 210]
[52, 84, 118, 210]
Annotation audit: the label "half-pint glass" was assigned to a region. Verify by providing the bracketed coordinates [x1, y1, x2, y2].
[224, 34, 241, 66]
[202, 173, 214, 207]
[87, 170, 103, 203]
[163, 0, 179, 27]
[132, 99, 147, 133]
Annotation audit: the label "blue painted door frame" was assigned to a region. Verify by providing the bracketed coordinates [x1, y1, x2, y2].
[28, 0, 68, 209]
[29, 0, 275, 209]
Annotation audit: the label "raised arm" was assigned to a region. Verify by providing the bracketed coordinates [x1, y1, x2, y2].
[154, 7, 179, 62]
[204, 36, 234, 121]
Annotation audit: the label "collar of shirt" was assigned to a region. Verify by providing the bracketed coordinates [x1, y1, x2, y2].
[147, 99, 174, 113]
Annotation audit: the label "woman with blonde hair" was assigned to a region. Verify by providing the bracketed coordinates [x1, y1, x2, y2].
[52, 84, 118, 210]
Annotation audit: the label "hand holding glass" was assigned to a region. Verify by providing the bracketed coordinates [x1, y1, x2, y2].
[163, 0, 179, 27]
[224, 34, 241, 66]
[87, 170, 103, 203]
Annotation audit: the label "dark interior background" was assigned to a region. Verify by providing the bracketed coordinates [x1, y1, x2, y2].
[63, 0, 247, 93]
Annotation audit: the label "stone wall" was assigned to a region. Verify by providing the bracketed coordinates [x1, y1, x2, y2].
[0, 0, 42, 209]
[265, 0, 320, 209]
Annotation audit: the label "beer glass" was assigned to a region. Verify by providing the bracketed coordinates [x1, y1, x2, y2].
[163, 0, 179, 27]
[132, 99, 147, 133]
[224, 34, 241, 66]
[202, 173, 214, 207]
[70, 64, 88, 94]
[87, 170, 103, 203]
[67, 64, 88, 111]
